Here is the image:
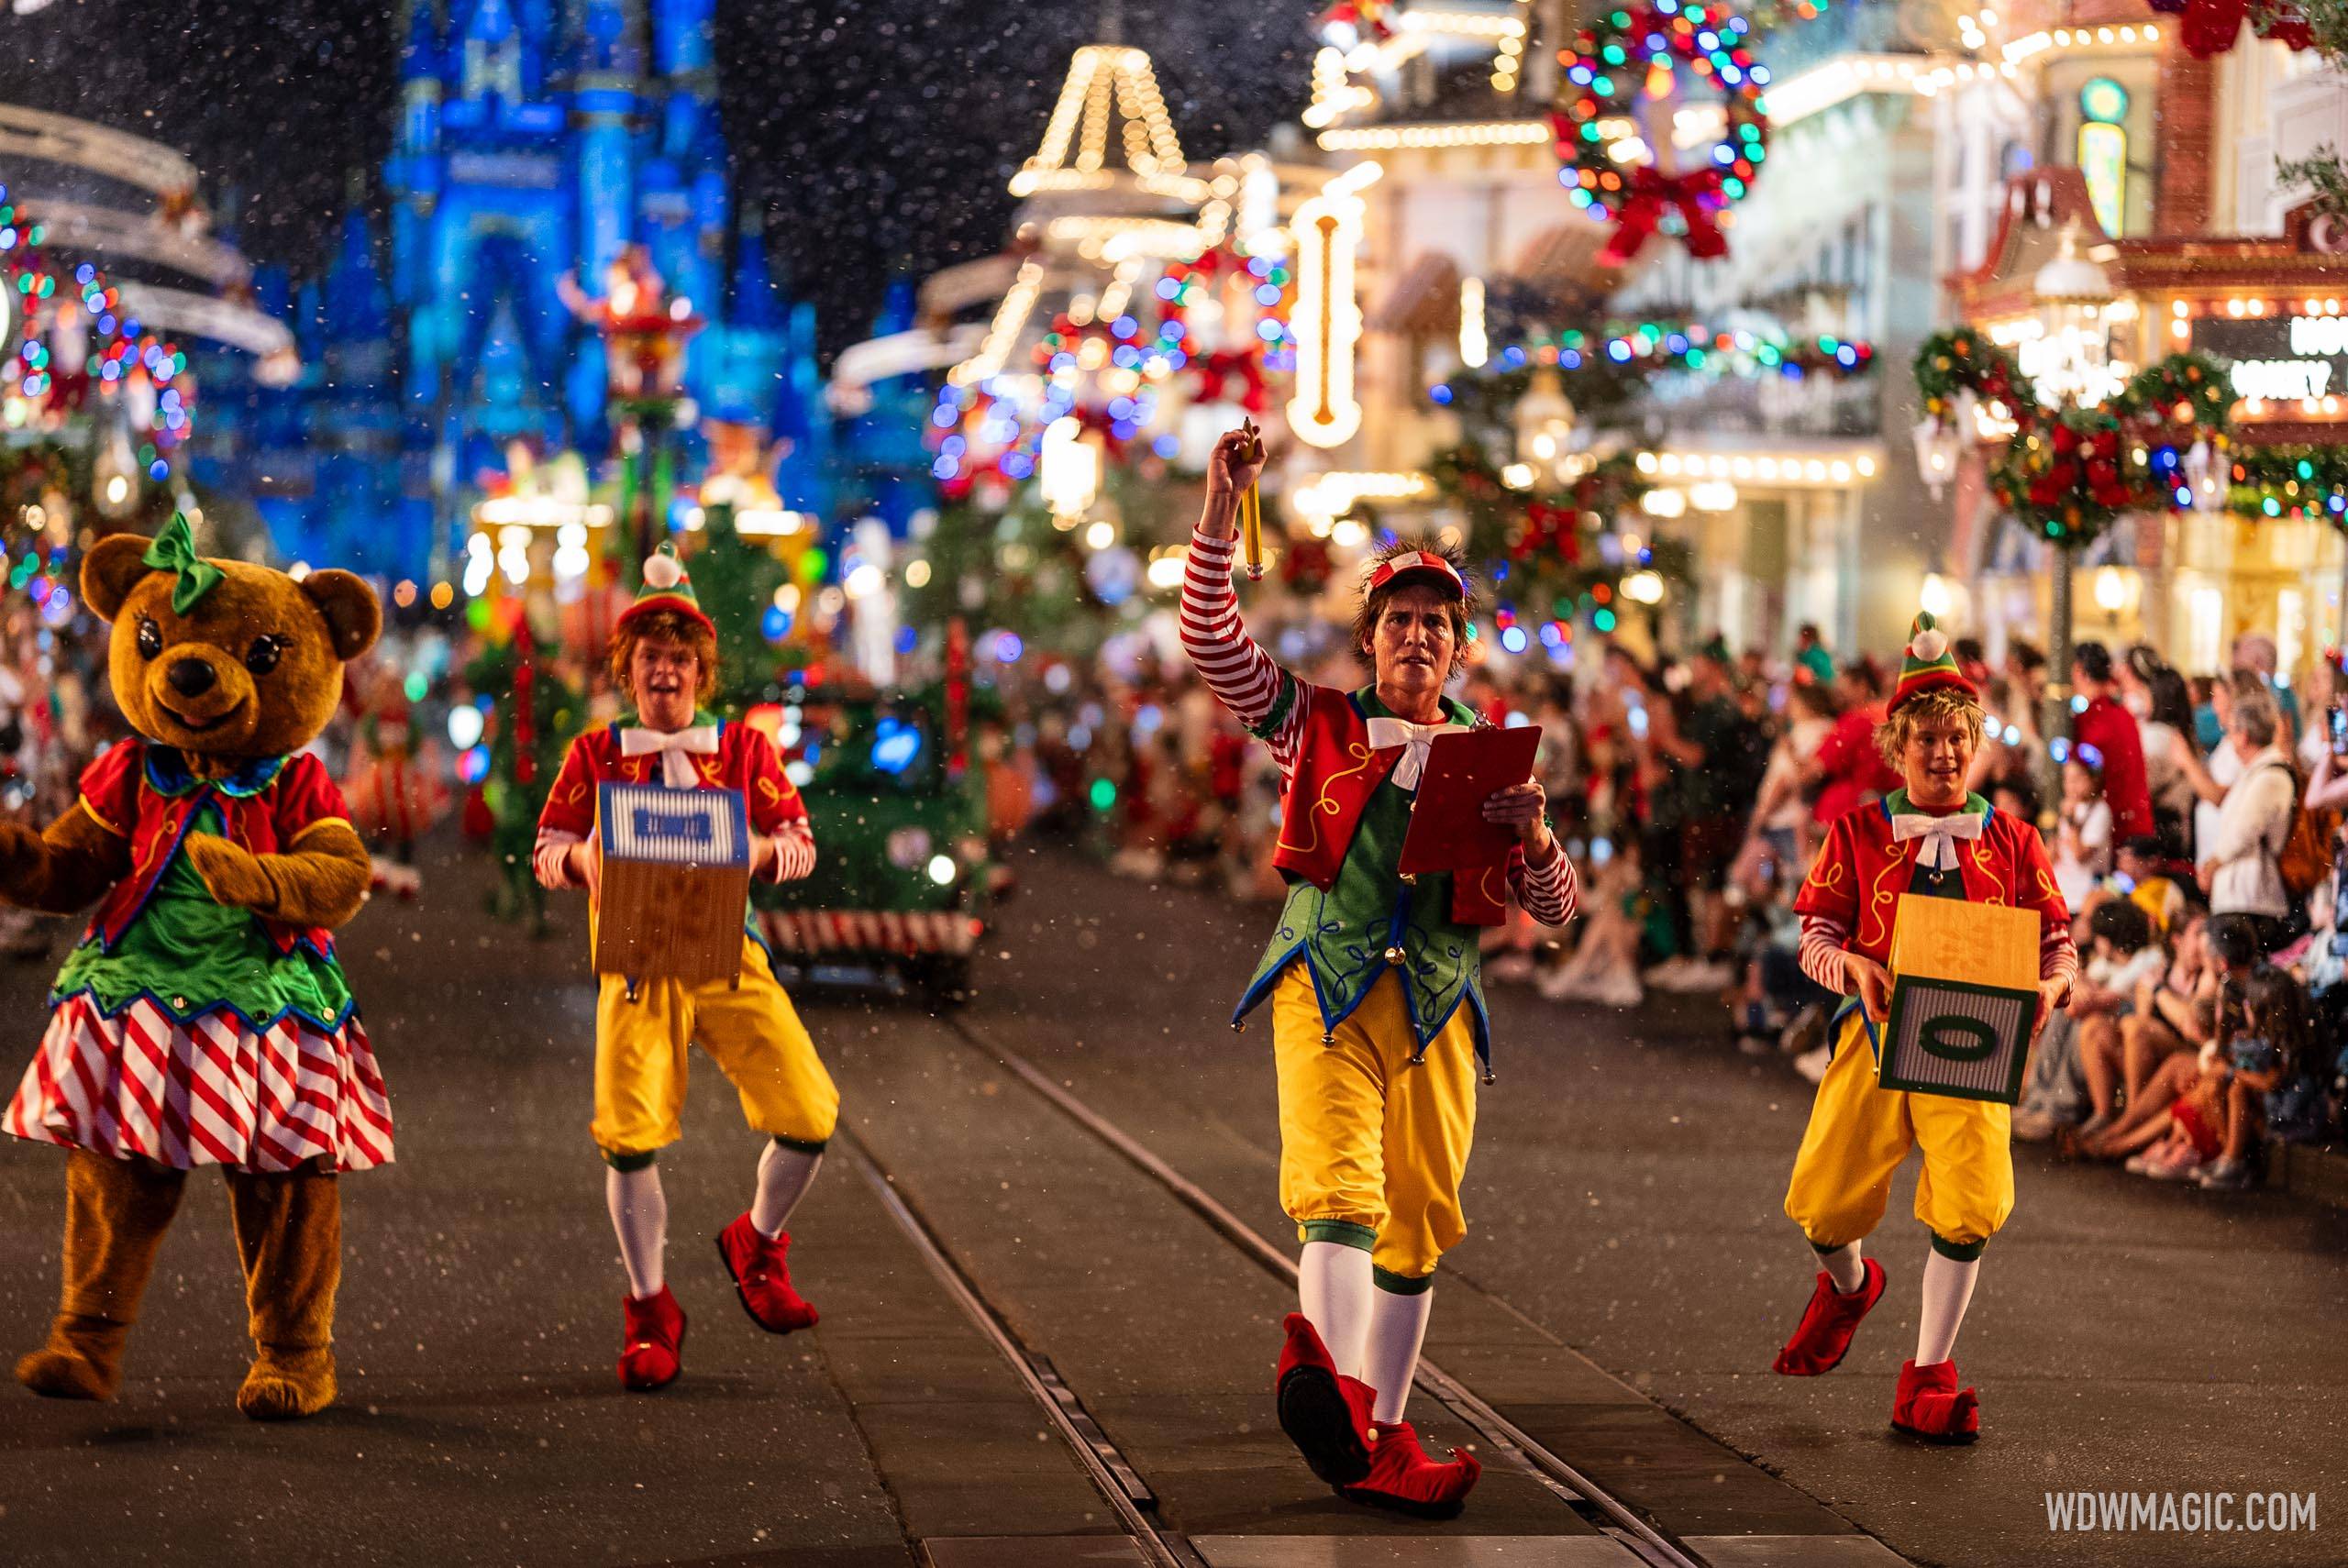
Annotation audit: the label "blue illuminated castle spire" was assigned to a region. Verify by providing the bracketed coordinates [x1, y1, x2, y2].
[254, 0, 830, 579]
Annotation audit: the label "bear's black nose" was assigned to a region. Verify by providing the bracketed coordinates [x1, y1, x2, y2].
[165, 657, 216, 699]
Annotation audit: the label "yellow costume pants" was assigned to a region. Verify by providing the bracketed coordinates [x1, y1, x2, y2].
[1784, 1009, 2012, 1257]
[1271, 965, 1478, 1286]
[593, 936, 838, 1161]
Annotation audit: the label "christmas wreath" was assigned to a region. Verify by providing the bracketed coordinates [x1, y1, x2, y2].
[1550, 2, 1770, 265]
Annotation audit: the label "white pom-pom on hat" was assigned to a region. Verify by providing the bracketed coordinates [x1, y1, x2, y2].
[642, 550, 683, 591]
[1910, 626, 1948, 663]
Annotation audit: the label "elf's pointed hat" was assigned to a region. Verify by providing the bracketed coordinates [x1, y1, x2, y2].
[616, 543, 714, 636]
[1889, 610, 1977, 712]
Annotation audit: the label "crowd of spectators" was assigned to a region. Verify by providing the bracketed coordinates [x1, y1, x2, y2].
[980, 616, 2348, 1196]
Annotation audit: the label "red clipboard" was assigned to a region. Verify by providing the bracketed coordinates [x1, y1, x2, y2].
[1397, 724, 1543, 874]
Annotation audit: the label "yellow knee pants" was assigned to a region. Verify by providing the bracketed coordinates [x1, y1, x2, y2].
[593, 937, 838, 1161]
[1271, 965, 1478, 1285]
[1784, 1009, 2012, 1257]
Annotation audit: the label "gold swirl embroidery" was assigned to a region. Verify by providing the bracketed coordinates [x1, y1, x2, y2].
[1477, 864, 1502, 908]
[1801, 857, 1847, 900]
[1277, 741, 1375, 857]
[1969, 834, 2013, 904]
[1862, 840, 1908, 952]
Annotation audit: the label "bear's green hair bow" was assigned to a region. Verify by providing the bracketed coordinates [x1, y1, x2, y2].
[142, 513, 224, 615]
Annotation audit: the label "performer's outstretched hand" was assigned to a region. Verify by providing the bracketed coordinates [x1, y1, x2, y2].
[1204, 425, 1268, 509]
[1844, 953, 1892, 1023]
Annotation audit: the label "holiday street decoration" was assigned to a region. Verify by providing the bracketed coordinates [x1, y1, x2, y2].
[561, 245, 704, 572]
[1157, 245, 1297, 415]
[0, 186, 199, 523]
[1913, 330, 2232, 547]
[2227, 445, 2348, 523]
[1551, 2, 1772, 265]
[2150, 0, 2313, 57]
[1312, 0, 1396, 50]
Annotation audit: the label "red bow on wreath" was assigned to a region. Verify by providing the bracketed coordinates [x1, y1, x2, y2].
[1192, 348, 1269, 414]
[1515, 502, 1584, 563]
[2162, 0, 2311, 54]
[1599, 166, 1731, 267]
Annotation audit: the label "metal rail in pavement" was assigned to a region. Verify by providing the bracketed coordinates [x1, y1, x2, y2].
[936, 1013, 1711, 1568]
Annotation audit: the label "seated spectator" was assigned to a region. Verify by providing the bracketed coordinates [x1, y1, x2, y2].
[2198, 965, 2325, 1189]
[2014, 899, 2163, 1141]
[2077, 912, 2259, 1160]
[1538, 838, 1646, 1008]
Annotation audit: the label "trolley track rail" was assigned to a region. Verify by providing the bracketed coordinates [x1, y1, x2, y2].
[838, 1000, 1715, 1568]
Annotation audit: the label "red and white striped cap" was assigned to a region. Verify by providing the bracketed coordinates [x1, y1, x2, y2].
[1365, 549, 1467, 601]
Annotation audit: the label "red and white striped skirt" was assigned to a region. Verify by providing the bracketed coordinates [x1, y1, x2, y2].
[2, 993, 393, 1173]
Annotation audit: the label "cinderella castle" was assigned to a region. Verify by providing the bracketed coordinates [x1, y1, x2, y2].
[239, 0, 860, 580]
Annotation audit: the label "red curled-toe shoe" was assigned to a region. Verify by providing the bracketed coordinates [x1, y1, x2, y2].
[716, 1212, 820, 1334]
[1275, 1313, 1377, 1486]
[1891, 1358, 1980, 1444]
[618, 1286, 686, 1392]
[1339, 1420, 1482, 1518]
[1771, 1257, 1886, 1375]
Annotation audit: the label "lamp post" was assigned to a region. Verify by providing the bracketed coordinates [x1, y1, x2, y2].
[2028, 222, 2117, 741]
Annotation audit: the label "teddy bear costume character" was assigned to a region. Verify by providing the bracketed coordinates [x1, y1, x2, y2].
[2, 514, 386, 1419]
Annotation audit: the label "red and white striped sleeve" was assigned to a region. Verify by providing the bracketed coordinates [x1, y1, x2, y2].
[1511, 849, 1578, 927]
[1798, 912, 1855, 994]
[765, 819, 816, 884]
[1180, 527, 1305, 774]
[2041, 922, 2079, 988]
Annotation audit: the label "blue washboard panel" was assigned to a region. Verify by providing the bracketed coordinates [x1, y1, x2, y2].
[597, 783, 748, 867]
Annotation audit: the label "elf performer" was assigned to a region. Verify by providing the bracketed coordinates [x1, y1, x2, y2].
[1182, 429, 1578, 1517]
[533, 547, 834, 1392]
[1772, 613, 2076, 1441]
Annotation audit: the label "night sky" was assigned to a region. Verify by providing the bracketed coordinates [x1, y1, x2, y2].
[0, 0, 1314, 357]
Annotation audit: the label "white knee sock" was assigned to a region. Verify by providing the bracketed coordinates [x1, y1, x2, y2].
[1916, 1249, 1979, 1366]
[751, 1142, 823, 1239]
[1364, 1285, 1434, 1423]
[1817, 1241, 1866, 1294]
[605, 1165, 668, 1299]
[1297, 1241, 1374, 1378]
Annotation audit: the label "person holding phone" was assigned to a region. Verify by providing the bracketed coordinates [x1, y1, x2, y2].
[1180, 426, 1578, 1517]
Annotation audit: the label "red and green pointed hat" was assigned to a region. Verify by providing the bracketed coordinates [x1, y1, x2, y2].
[616, 543, 714, 636]
[1889, 610, 1977, 712]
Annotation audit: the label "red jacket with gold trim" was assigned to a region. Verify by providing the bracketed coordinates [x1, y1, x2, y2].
[1791, 793, 2068, 967]
[537, 719, 809, 842]
[1270, 685, 1518, 927]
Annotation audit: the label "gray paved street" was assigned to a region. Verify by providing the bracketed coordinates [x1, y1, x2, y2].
[0, 836, 2341, 1567]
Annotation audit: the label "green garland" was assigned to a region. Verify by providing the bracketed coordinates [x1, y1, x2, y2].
[2228, 446, 2348, 525]
[1913, 333, 2232, 546]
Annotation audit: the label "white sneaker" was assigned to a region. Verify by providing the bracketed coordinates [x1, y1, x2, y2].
[1793, 1044, 1831, 1083]
[1485, 953, 1535, 986]
[1644, 957, 1693, 987]
[2010, 1109, 2058, 1143]
[1594, 972, 1645, 1009]
[1672, 959, 1738, 991]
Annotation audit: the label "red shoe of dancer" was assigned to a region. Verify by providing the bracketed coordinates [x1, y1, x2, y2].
[618, 1286, 686, 1392]
[1770, 1257, 1886, 1375]
[1339, 1420, 1482, 1518]
[715, 1213, 820, 1334]
[1891, 1358, 1980, 1444]
[1275, 1313, 1377, 1486]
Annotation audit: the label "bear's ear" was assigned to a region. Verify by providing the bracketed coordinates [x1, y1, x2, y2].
[82, 535, 158, 622]
[300, 569, 382, 661]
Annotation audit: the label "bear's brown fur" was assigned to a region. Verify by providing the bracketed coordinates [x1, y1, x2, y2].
[6, 528, 380, 1419]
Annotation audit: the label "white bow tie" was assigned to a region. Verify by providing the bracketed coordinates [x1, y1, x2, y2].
[620, 723, 720, 790]
[1366, 715, 1467, 791]
[1890, 810, 1983, 871]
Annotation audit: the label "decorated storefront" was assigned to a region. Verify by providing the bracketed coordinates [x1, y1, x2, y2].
[1944, 170, 2348, 676]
